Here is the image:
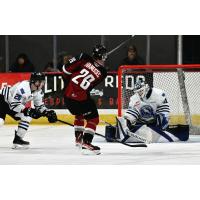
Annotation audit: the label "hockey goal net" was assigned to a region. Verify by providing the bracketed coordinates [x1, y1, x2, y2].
[118, 64, 200, 135]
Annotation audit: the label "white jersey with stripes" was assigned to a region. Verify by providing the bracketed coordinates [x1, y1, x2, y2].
[125, 87, 170, 124]
[0, 80, 46, 113]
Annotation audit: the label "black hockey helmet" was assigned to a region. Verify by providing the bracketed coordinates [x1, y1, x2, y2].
[92, 44, 107, 61]
[30, 72, 45, 84]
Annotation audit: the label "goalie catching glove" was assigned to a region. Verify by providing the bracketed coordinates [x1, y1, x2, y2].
[23, 107, 42, 119]
[43, 110, 57, 123]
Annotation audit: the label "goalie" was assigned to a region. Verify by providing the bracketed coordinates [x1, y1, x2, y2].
[111, 80, 189, 143]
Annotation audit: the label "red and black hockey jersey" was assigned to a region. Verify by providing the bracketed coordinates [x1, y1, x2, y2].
[62, 53, 107, 101]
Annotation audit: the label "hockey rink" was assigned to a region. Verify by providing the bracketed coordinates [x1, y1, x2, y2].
[1, 125, 200, 164]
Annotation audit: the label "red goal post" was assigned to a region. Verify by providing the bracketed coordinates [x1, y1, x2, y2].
[118, 64, 200, 133]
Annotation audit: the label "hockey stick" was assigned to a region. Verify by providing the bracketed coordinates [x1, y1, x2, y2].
[101, 119, 149, 144]
[107, 35, 135, 56]
[57, 119, 147, 148]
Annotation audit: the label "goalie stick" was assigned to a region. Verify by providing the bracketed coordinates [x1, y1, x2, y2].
[57, 119, 147, 148]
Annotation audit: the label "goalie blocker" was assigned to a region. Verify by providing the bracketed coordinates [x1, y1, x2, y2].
[105, 117, 189, 143]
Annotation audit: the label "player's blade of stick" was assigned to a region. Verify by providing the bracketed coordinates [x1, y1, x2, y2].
[107, 35, 135, 56]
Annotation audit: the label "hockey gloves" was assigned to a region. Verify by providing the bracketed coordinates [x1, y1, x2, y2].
[156, 113, 169, 130]
[23, 108, 57, 122]
[43, 110, 57, 123]
[23, 108, 42, 119]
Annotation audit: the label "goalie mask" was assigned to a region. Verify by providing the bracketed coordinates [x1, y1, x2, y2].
[92, 44, 108, 61]
[133, 80, 149, 99]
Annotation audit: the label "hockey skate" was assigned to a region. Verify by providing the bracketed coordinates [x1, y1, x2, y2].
[82, 143, 101, 155]
[81, 133, 101, 155]
[75, 131, 83, 148]
[12, 131, 30, 149]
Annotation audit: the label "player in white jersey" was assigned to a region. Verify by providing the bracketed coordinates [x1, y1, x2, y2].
[0, 72, 57, 149]
[116, 80, 189, 143]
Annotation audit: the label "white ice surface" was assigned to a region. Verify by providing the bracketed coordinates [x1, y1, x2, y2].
[1, 125, 200, 164]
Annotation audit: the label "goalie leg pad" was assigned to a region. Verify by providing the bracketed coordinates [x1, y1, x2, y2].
[116, 117, 130, 142]
[148, 126, 174, 142]
[147, 125, 188, 143]
[167, 125, 189, 141]
[116, 117, 149, 143]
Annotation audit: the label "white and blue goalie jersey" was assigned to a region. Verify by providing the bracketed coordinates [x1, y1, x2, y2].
[1, 80, 47, 114]
[125, 87, 170, 129]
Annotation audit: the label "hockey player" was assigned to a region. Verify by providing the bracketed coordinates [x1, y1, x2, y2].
[0, 72, 57, 149]
[116, 79, 189, 143]
[62, 44, 108, 155]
